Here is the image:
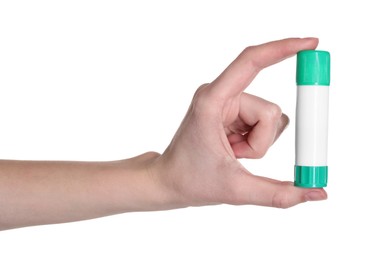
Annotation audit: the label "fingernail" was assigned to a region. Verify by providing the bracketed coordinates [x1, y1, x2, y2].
[305, 191, 327, 201]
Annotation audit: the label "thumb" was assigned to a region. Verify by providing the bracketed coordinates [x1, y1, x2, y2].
[232, 172, 327, 208]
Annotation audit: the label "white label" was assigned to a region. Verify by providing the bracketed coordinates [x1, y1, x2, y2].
[295, 86, 329, 166]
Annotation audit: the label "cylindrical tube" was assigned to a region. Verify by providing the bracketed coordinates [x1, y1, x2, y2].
[294, 50, 330, 188]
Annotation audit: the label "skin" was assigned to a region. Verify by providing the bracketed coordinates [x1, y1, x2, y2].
[0, 38, 327, 231]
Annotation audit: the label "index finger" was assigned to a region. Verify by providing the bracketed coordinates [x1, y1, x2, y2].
[210, 37, 319, 99]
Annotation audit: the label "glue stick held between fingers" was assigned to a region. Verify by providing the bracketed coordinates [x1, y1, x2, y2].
[294, 50, 330, 188]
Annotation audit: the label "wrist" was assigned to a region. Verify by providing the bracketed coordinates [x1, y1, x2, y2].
[143, 152, 188, 211]
[118, 152, 184, 212]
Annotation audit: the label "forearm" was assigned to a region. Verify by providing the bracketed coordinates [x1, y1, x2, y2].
[0, 152, 168, 230]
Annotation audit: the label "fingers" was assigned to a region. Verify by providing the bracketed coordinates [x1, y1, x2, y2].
[274, 113, 289, 143]
[232, 172, 327, 208]
[210, 38, 319, 99]
[229, 93, 289, 158]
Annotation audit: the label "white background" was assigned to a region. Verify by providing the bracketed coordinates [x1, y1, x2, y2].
[1, 0, 384, 259]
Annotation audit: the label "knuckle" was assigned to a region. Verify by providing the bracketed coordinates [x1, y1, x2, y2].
[190, 83, 218, 118]
[271, 182, 297, 209]
[192, 83, 209, 101]
[242, 46, 254, 55]
[272, 192, 290, 209]
[264, 103, 282, 121]
[192, 84, 210, 106]
[241, 46, 260, 70]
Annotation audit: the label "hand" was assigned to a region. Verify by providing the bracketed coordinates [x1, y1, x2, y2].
[151, 38, 327, 209]
[0, 38, 327, 230]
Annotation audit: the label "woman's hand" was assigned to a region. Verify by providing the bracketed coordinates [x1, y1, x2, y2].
[151, 38, 327, 209]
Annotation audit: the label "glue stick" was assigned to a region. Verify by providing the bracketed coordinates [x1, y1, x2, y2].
[294, 50, 330, 188]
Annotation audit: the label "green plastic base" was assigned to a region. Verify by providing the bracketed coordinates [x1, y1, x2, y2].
[294, 166, 328, 188]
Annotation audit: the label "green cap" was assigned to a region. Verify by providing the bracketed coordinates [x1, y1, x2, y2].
[294, 166, 328, 188]
[296, 50, 330, 86]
